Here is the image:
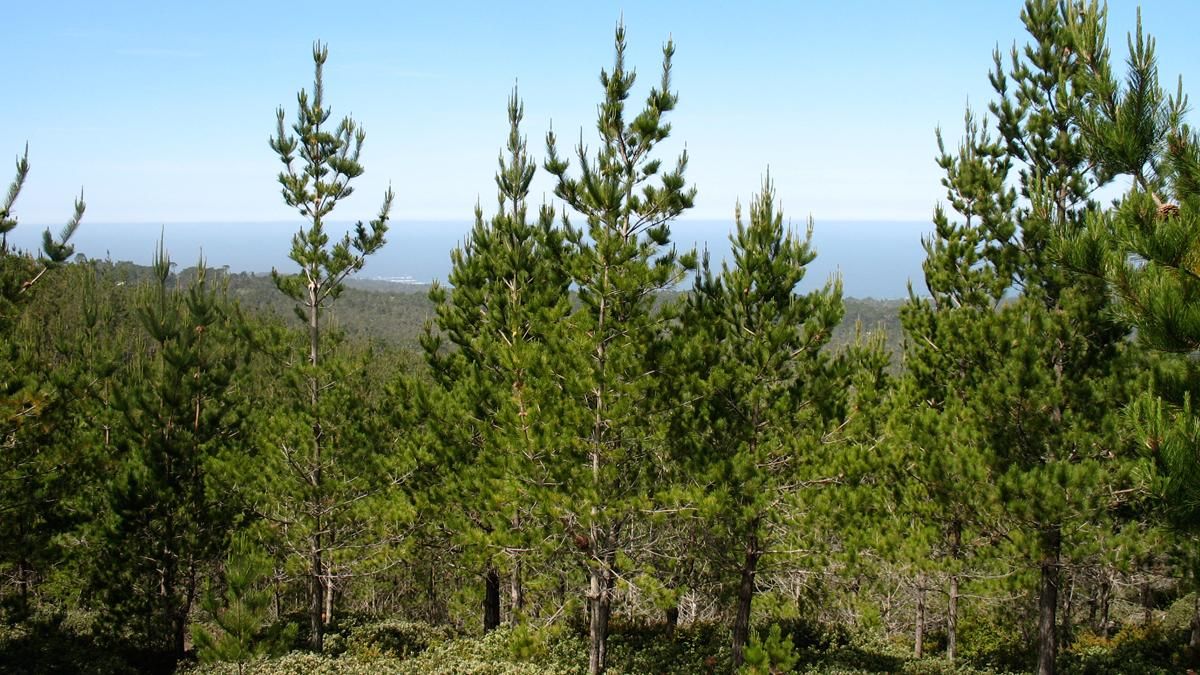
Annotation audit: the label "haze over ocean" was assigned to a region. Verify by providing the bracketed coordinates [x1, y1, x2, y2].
[8, 219, 929, 299]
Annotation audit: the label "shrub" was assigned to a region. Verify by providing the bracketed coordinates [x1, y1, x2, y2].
[344, 619, 455, 659]
[741, 624, 800, 674]
[606, 621, 731, 674]
[956, 614, 1032, 673]
[1059, 622, 1188, 675]
[396, 626, 579, 675]
[0, 608, 138, 674]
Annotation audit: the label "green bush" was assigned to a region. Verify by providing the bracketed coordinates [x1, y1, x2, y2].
[395, 626, 579, 674]
[956, 614, 1032, 673]
[0, 609, 139, 674]
[344, 619, 455, 659]
[605, 621, 730, 674]
[741, 624, 799, 674]
[1162, 592, 1198, 633]
[181, 652, 392, 675]
[1059, 622, 1189, 675]
[769, 616, 850, 654]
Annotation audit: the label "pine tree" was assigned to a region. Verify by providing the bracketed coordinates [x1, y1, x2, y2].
[888, 108, 1014, 661]
[265, 41, 394, 652]
[670, 178, 847, 667]
[193, 534, 297, 673]
[95, 243, 248, 661]
[542, 23, 695, 674]
[1060, 6, 1200, 527]
[0, 148, 89, 616]
[912, 3, 1139, 672]
[0, 264, 119, 619]
[1058, 6, 1200, 648]
[423, 88, 571, 631]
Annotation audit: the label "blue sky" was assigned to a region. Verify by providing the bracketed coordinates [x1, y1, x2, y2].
[3, 1, 1197, 226]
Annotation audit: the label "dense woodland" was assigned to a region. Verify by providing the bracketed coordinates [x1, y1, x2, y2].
[3, 3, 1200, 674]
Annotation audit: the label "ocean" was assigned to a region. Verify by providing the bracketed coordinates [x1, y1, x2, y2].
[8, 219, 932, 300]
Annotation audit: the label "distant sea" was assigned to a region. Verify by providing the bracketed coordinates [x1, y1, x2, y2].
[9, 219, 933, 300]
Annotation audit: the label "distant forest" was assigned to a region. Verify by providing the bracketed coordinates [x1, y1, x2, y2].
[4, 2, 1200, 675]
[217, 268, 902, 358]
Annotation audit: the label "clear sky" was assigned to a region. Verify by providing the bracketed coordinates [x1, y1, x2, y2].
[3, 1, 1197, 226]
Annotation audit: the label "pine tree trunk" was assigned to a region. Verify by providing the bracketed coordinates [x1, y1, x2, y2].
[948, 573, 959, 662]
[174, 558, 198, 661]
[588, 565, 612, 675]
[1190, 591, 1200, 652]
[1095, 570, 1111, 637]
[948, 519, 961, 662]
[1061, 571, 1075, 646]
[484, 565, 501, 632]
[171, 606, 186, 661]
[731, 532, 760, 669]
[1142, 577, 1153, 626]
[1100, 586, 1111, 637]
[15, 557, 32, 620]
[309, 542, 324, 651]
[162, 504, 179, 658]
[324, 574, 335, 628]
[1086, 584, 1097, 632]
[307, 289, 325, 652]
[510, 556, 524, 624]
[1037, 526, 1061, 675]
[915, 581, 926, 659]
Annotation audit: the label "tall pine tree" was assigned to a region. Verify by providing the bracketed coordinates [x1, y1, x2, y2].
[95, 243, 248, 662]
[0, 148, 89, 617]
[1058, 6, 1200, 646]
[542, 23, 695, 674]
[912, 3, 1139, 672]
[423, 88, 572, 631]
[671, 178, 847, 667]
[890, 107, 1014, 662]
[1061, 4, 1200, 527]
[264, 41, 395, 651]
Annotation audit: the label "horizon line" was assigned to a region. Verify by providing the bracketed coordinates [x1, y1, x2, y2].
[19, 217, 936, 226]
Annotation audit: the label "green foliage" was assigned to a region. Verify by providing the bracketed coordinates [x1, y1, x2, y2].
[1059, 623, 1187, 675]
[261, 41, 401, 652]
[8, 13, 1200, 675]
[893, 3, 1146, 671]
[741, 623, 800, 674]
[92, 242, 250, 658]
[268, 42, 392, 318]
[421, 87, 573, 630]
[194, 534, 297, 668]
[0, 609, 138, 675]
[0, 263, 123, 621]
[405, 625, 579, 674]
[342, 619, 454, 659]
[541, 21, 696, 673]
[224, 270, 897, 354]
[0, 147, 91, 620]
[955, 613, 1034, 673]
[184, 623, 579, 675]
[1057, 1, 1200, 538]
[246, 329, 419, 642]
[184, 619, 1063, 674]
[669, 176, 854, 664]
[0, 145, 84, 317]
[602, 621, 732, 674]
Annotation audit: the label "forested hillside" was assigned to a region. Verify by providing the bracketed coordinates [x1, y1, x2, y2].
[3, 3, 1200, 675]
[88, 266, 905, 357]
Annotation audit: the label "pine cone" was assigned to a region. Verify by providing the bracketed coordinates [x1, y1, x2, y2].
[1158, 203, 1180, 219]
